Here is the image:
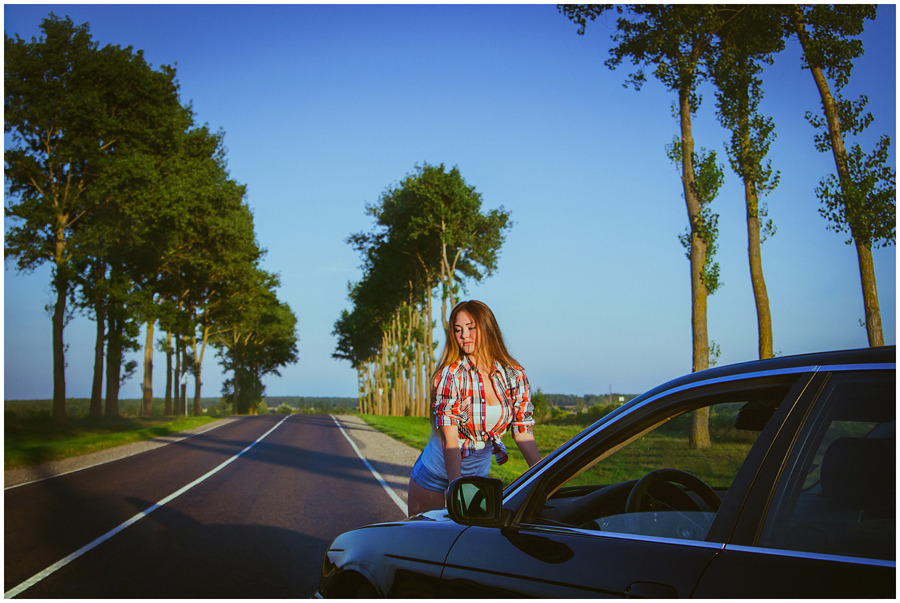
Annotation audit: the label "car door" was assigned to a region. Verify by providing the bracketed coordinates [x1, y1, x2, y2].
[694, 368, 896, 598]
[440, 522, 722, 597]
[439, 370, 814, 597]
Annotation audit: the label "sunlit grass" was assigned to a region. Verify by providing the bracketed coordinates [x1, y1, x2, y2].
[359, 415, 753, 487]
[361, 415, 589, 485]
[4, 415, 217, 470]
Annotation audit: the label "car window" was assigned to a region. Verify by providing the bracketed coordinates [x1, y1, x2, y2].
[532, 395, 776, 542]
[757, 371, 895, 561]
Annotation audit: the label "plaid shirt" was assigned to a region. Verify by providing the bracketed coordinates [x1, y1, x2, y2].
[432, 356, 534, 465]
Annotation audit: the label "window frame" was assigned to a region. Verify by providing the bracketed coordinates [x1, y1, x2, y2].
[748, 368, 896, 561]
[510, 370, 816, 544]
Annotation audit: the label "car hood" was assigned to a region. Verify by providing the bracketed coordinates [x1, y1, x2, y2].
[324, 509, 470, 594]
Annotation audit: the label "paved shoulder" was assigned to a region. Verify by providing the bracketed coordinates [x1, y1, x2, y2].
[330, 414, 422, 507]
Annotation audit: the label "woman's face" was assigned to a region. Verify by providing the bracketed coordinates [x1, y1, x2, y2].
[453, 309, 478, 356]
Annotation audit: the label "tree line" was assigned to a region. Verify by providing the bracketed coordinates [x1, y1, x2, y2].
[560, 4, 894, 447]
[5, 14, 299, 423]
[332, 163, 511, 417]
[334, 5, 894, 443]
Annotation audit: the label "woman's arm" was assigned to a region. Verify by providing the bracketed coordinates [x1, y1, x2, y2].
[513, 431, 541, 467]
[439, 424, 462, 482]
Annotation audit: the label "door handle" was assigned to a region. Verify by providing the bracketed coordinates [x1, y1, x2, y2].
[625, 581, 677, 598]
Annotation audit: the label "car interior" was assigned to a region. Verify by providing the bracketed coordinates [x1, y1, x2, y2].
[533, 384, 794, 541]
[756, 373, 895, 561]
[531, 372, 895, 563]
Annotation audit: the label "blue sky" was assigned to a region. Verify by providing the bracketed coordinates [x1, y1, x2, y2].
[3, 4, 896, 402]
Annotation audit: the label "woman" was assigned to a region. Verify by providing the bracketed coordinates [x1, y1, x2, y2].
[407, 300, 541, 516]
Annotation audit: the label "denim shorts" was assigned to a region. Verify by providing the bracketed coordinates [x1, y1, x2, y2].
[410, 436, 492, 493]
[410, 455, 449, 492]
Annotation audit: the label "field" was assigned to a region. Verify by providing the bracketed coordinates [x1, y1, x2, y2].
[6, 399, 753, 487]
[362, 407, 755, 488]
[362, 415, 595, 484]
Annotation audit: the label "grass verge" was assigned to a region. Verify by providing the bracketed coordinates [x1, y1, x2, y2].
[359, 414, 588, 485]
[4, 415, 218, 471]
[357, 414, 754, 488]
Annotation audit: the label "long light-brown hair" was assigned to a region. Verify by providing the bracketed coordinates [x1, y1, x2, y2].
[434, 300, 520, 379]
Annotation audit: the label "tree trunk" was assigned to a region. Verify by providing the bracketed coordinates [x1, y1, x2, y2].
[690, 407, 711, 449]
[231, 344, 240, 415]
[746, 184, 774, 359]
[180, 344, 189, 415]
[51, 270, 68, 424]
[142, 320, 154, 416]
[739, 105, 774, 359]
[357, 365, 366, 413]
[678, 87, 710, 376]
[104, 311, 121, 418]
[855, 239, 884, 346]
[439, 240, 463, 332]
[174, 336, 183, 415]
[164, 331, 173, 415]
[413, 303, 424, 417]
[193, 372, 202, 416]
[793, 6, 885, 347]
[90, 302, 105, 418]
[679, 74, 711, 450]
[192, 328, 208, 416]
[425, 282, 435, 382]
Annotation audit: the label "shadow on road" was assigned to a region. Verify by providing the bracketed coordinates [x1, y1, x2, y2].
[20, 497, 329, 598]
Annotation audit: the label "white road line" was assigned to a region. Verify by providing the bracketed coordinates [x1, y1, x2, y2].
[330, 414, 408, 516]
[5, 416, 289, 599]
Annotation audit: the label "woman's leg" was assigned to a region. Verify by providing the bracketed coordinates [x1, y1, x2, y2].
[407, 478, 446, 516]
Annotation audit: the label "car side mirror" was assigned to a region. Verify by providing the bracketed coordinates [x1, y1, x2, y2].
[446, 476, 504, 527]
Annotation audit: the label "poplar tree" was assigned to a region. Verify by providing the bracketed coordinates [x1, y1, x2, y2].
[712, 6, 785, 359]
[787, 4, 894, 346]
[561, 4, 737, 448]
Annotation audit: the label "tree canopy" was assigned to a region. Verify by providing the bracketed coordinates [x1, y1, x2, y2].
[334, 163, 511, 416]
[5, 13, 299, 420]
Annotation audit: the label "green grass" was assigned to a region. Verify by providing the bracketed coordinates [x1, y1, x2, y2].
[4, 415, 218, 470]
[359, 414, 754, 488]
[360, 415, 588, 485]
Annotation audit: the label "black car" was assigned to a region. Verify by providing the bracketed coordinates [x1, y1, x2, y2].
[317, 347, 895, 598]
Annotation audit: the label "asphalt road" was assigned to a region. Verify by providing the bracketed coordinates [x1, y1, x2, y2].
[4, 414, 409, 598]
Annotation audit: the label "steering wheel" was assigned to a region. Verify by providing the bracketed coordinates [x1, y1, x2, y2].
[626, 468, 721, 514]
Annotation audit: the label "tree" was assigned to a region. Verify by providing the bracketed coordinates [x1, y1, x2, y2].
[337, 163, 511, 416]
[712, 6, 785, 359]
[399, 163, 511, 330]
[561, 4, 736, 448]
[787, 4, 894, 346]
[161, 129, 259, 416]
[5, 14, 185, 421]
[215, 273, 299, 414]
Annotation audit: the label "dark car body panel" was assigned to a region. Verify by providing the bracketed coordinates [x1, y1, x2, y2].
[694, 547, 895, 598]
[320, 519, 468, 597]
[441, 525, 722, 597]
[317, 347, 896, 598]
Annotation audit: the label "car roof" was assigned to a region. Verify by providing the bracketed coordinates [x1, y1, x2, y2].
[637, 346, 895, 402]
